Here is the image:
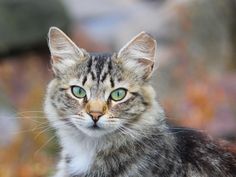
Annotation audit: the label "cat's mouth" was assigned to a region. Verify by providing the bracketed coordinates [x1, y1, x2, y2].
[68, 114, 120, 137]
[76, 123, 111, 138]
[89, 123, 101, 130]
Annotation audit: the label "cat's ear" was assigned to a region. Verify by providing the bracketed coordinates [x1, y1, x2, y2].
[117, 32, 157, 79]
[48, 27, 85, 75]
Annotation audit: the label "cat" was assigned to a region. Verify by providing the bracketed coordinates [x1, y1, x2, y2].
[44, 27, 236, 177]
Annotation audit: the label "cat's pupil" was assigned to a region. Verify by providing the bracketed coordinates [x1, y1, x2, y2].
[75, 88, 81, 94]
[77, 88, 83, 95]
[117, 91, 120, 97]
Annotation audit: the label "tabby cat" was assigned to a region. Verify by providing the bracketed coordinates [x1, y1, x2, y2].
[44, 27, 236, 177]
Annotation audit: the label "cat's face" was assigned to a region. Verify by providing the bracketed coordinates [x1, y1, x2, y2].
[45, 27, 157, 137]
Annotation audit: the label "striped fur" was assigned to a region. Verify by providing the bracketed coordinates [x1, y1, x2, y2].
[45, 27, 236, 177]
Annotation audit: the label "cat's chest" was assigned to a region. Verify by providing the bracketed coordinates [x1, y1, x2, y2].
[64, 139, 97, 175]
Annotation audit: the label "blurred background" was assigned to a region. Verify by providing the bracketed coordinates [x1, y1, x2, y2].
[0, 0, 236, 176]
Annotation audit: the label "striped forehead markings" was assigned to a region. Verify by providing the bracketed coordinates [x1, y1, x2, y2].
[95, 55, 107, 82]
[82, 53, 114, 87]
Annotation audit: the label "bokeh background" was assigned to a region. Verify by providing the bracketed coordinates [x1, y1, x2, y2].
[0, 0, 236, 176]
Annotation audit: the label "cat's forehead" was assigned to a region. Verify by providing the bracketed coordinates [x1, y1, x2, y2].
[72, 53, 123, 88]
[62, 52, 139, 92]
[88, 53, 113, 79]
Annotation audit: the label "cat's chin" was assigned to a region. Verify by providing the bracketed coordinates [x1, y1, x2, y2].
[76, 126, 112, 138]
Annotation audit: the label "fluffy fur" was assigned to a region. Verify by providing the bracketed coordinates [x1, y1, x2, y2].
[45, 27, 236, 177]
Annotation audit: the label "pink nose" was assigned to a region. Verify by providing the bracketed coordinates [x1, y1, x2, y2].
[88, 111, 103, 122]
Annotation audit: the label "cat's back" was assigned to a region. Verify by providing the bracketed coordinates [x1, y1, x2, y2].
[171, 127, 236, 176]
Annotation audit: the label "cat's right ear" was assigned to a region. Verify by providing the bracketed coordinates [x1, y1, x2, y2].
[48, 27, 85, 75]
[117, 32, 157, 80]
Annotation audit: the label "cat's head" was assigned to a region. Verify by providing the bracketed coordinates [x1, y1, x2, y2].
[45, 27, 158, 137]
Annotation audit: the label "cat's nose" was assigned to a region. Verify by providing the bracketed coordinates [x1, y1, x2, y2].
[88, 111, 103, 123]
[85, 100, 108, 123]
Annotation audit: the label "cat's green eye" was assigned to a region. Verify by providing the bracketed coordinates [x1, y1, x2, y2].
[71, 86, 86, 98]
[110, 88, 127, 101]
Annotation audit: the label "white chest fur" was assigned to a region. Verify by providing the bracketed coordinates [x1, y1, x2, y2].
[68, 143, 96, 174]
[59, 130, 97, 175]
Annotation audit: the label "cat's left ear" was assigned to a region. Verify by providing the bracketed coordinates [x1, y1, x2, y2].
[117, 32, 157, 79]
[48, 27, 85, 75]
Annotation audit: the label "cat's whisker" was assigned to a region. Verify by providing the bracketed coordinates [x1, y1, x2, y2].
[34, 126, 55, 140]
[6, 119, 65, 136]
[16, 110, 44, 115]
[69, 117, 85, 120]
[34, 134, 57, 157]
[9, 126, 48, 135]
[69, 117, 84, 122]
[0, 116, 47, 120]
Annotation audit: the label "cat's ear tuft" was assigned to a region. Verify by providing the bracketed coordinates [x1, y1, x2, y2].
[117, 31, 157, 79]
[48, 27, 85, 75]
